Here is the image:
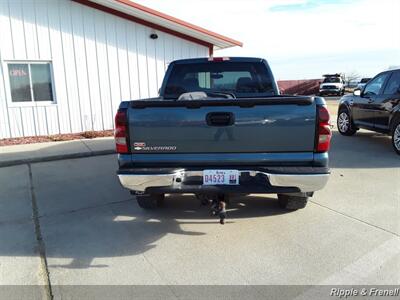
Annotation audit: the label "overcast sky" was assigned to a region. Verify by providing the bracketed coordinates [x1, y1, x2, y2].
[134, 0, 400, 80]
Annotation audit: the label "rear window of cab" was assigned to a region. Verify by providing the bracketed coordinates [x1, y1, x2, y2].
[163, 62, 275, 99]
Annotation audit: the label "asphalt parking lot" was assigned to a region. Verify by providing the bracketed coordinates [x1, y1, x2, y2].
[0, 100, 399, 299]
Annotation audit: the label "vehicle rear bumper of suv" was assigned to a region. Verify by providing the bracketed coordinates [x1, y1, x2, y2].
[117, 170, 329, 194]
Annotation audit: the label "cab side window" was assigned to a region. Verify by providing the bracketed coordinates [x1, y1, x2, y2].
[383, 71, 400, 95]
[363, 73, 389, 96]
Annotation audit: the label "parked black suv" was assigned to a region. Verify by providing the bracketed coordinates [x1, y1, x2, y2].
[337, 69, 400, 154]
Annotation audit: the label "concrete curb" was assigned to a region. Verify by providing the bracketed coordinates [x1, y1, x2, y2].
[0, 149, 116, 168]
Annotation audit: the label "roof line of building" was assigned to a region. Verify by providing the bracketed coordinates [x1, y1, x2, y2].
[72, 0, 242, 53]
[114, 0, 243, 47]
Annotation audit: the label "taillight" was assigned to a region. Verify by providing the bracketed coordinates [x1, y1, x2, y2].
[316, 105, 332, 152]
[207, 57, 230, 62]
[114, 109, 128, 153]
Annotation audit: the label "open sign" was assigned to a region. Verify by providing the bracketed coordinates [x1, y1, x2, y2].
[10, 69, 28, 77]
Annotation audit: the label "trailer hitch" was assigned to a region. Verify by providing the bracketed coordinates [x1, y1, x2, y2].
[197, 194, 227, 225]
[211, 199, 227, 225]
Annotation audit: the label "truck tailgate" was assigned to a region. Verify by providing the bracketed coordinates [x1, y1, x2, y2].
[127, 97, 316, 153]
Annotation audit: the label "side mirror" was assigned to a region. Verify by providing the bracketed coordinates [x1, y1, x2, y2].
[353, 89, 361, 96]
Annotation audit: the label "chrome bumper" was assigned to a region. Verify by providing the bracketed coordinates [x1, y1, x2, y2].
[118, 170, 329, 193]
[320, 89, 340, 93]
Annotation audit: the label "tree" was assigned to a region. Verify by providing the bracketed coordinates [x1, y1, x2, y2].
[345, 71, 360, 87]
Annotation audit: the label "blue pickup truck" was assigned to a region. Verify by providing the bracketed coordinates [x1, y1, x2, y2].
[115, 57, 331, 215]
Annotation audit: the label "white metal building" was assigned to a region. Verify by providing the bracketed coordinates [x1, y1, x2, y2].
[0, 0, 241, 139]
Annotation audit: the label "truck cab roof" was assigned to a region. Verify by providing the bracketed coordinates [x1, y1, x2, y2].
[170, 57, 267, 64]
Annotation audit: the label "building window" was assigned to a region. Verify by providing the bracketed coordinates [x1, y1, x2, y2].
[8, 62, 54, 103]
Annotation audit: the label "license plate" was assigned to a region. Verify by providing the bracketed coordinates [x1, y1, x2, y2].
[203, 170, 239, 185]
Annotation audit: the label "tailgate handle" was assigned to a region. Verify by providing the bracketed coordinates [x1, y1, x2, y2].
[206, 112, 235, 126]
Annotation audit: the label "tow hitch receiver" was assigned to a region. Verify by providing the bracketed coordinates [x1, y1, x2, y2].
[197, 194, 228, 225]
[211, 200, 227, 225]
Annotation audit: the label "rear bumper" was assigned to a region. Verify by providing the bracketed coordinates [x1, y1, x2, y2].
[117, 170, 329, 194]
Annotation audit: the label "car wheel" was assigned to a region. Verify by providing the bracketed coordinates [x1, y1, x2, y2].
[392, 120, 400, 155]
[337, 108, 357, 136]
[277, 194, 308, 210]
[136, 194, 164, 209]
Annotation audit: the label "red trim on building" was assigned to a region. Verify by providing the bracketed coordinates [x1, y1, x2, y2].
[113, 0, 243, 47]
[73, 0, 213, 50]
[72, 0, 242, 55]
[209, 46, 214, 57]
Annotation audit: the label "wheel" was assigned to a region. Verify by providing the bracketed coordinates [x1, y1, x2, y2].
[136, 194, 164, 209]
[391, 119, 400, 155]
[337, 108, 357, 136]
[277, 194, 308, 210]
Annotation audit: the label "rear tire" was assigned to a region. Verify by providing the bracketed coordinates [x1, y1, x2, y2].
[391, 119, 400, 155]
[136, 194, 164, 209]
[277, 194, 308, 210]
[337, 108, 357, 136]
